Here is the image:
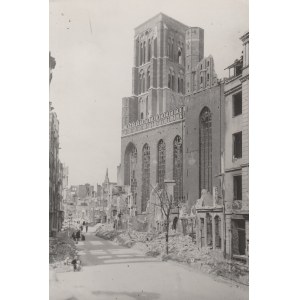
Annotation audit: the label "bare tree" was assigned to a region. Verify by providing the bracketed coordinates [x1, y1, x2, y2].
[149, 181, 177, 255]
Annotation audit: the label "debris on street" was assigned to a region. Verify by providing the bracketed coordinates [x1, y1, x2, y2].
[96, 225, 249, 285]
[49, 232, 77, 272]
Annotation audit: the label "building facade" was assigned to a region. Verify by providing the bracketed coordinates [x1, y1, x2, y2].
[49, 53, 67, 236]
[119, 13, 224, 225]
[118, 14, 249, 262]
[224, 32, 249, 262]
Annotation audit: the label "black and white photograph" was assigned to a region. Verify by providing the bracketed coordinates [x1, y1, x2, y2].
[49, 0, 249, 299]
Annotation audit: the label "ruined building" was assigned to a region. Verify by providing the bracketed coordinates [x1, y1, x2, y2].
[119, 13, 223, 223]
[224, 32, 249, 262]
[119, 13, 249, 262]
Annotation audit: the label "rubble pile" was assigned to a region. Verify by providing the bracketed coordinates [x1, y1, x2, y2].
[95, 227, 248, 285]
[49, 234, 77, 270]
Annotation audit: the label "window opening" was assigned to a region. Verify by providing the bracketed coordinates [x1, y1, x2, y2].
[233, 131, 242, 159]
[199, 107, 212, 194]
[233, 92, 242, 116]
[157, 140, 166, 189]
[173, 136, 183, 206]
[142, 144, 150, 212]
[233, 175, 242, 200]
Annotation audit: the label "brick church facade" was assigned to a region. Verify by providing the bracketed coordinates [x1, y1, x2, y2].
[119, 13, 249, 262]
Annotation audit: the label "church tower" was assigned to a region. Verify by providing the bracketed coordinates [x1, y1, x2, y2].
[185, 27, 204, 94]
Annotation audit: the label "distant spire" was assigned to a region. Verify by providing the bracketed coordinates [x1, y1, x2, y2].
[104, 168, 109, 183]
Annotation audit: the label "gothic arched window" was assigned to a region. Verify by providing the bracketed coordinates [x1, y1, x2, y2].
[173, 135, 183, 205]
[199, 107, 212, 195]
[140, 43, 143, 66]
[147, 69, 150, 90]
[148, 39, 151, 61]
[157, 139, 166, 189]
[143, 42, 146, 64]
[172, 74, 175, 91]
[141, 73, 145, 93]
[178, 47, 182, 65]
[146, 96, 149, 116]
[180, 78, 184, 94]
[124, 143, 138, 205]
[142, 144, 150, 212]
[168, 73, 171, 88]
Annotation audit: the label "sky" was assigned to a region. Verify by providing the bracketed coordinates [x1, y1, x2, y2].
[49, 0, 248, 187]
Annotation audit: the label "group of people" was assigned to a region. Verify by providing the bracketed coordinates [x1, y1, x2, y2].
[71, 221, 89, 243]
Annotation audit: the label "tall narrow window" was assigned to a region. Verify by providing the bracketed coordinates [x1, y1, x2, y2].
[143, 42, 146, 64]
[173, 136, 183, 205]
[168, 73, 171, 88]
[199, 107, 212, 194]
[172, 74, 175, 91]
[140, 43, 143, 66]
[139, 75, 142, 94]
[148, 39, 151, 61]
[157, 140, 166, 189]
[171, 40, 174, 61]
[233, 131, 242, 159]
[180, 78, 184, 94]
[124, 143, 137, 206]
[141, 74, 145, 93]
[147, 69, 150, 90]
[146, 96, 149, 116]
[233, 175, 242, 200]
[178, 47, 182, 64]
[233, 92, 242, 116]
[178, 77, 180, 93]
[142, 144, 150, 212]
[192, 72, 196, 91]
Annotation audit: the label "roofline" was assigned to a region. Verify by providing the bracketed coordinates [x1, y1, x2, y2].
[134, 12, 189, 31]
[240, 31, 249, 42]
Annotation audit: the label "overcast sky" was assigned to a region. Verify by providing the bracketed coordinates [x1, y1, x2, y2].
[49, 0, 248, 187]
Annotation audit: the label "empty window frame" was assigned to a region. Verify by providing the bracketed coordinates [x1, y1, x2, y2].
[233, 92, 242, 117]
[157, 140, 166, 189]
[199, 107, 212, 194]
[141, 144, 150, 212]
[233, 131, 242, 159]
[233, 175, 242, 200]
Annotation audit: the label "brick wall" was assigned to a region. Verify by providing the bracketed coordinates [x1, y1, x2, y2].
[120, 120, 185, 213]
[184, 84, 225, 209]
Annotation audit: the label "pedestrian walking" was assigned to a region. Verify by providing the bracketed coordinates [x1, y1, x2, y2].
[71, 231, 76, 242]
[85, 224, 88, 233]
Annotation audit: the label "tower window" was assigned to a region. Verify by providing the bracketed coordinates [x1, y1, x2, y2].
[233, 92, 242, 117]
[141, 112, 144, 119]
[178, 47, 182, 65]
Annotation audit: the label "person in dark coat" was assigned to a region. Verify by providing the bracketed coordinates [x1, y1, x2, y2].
[71, 231, 76, 241]
[76, 230, 81, 242]
[85, 224, 88, 233]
